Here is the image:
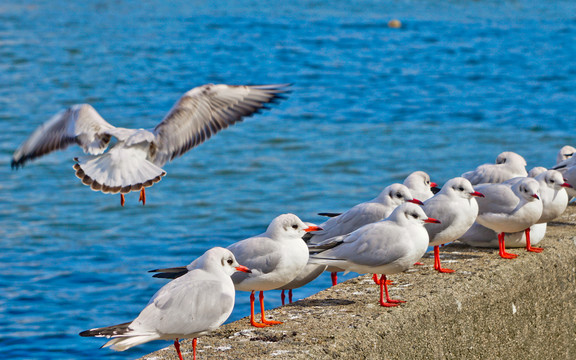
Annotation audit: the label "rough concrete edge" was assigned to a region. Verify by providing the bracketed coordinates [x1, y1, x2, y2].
[138, 207, 576, 360]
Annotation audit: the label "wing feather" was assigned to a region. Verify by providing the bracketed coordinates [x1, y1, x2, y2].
[151, 84, 290, 166]
[12, 104, 115, 168]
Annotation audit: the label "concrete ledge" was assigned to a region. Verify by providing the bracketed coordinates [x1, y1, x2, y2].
[141, 208, 576, 359]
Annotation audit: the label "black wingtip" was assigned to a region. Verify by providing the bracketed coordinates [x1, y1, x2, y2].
[318, 212, 342, 217]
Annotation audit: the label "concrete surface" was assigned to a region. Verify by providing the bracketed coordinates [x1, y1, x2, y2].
[140, 207, 576, 360]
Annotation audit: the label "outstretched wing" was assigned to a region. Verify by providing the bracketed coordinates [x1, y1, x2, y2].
[151, 84, 290, 166]
[12, 104, 115, 169]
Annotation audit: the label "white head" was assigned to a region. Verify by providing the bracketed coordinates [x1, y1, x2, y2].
[528, 166, 547, 178]
[195, 247, 250, 276]
[513, 178, 541, 202]
[535, 170, 572, 191]
[403, 171, 437, 200]
[495, 151, 527, 169]
[556, 145, 576, 164]
[376, 183, 423, 206]
[388, 202, 440, 226]
[265, 213, 319, 240]
[439, 177, 484, 200]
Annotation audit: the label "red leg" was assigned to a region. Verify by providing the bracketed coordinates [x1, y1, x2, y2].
[192, 338, 197, 360]
[373, 273, 392, 285]
[259, 291, 282, 325]
[378, 274, 405, 307]
[249, 291, 268, 327]
[498, 232, 518, 259]
[331, 272, 338, 286]
[173, 338, 184, 360]
[138, 188, 146, 205]
[525, 228, 543, 253]
[288, 289, 293, 304]
[281, 290, 286, 306]
[434, 246, 455, 273]
[120, 194, 125, 207]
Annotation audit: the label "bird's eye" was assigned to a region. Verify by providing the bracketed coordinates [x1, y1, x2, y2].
[292, 224, 298, 230]
[396, 193, 402, 198]
[458, 186, 465, 191]
[227, 259, 233, 265]
[411, 213, 418, 218]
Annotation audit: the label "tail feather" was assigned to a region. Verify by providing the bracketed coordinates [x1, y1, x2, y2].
[102, 334, 161, 351]
[74, 151, 166, 194]
[79, 322, 132, 338]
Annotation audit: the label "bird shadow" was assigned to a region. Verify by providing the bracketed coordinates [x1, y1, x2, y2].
[288, 298, 355, 307]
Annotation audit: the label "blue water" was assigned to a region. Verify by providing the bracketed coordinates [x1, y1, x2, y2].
[1, 0, 575, 358]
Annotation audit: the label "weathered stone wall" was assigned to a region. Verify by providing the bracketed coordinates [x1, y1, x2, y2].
[141, 208, 576, 360]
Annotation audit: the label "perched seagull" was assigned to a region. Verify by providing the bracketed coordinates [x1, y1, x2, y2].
[506, 170, 571, 223]
[79, 247, 250, 360]
[459, 222, 547, 249]
[309, 203, 439, 307]
[552, 151, 576, 199]
[150, 214, 320, 328]
[403, 171, 439, 200]
[306, 183, 422, 286]
[528, 166, 547, 178]
[12, 84, 289, 206]
[472, 178, 542, 258]
[461, 171, 570, 250]
[462, 151, 528, 185]
[422, 177, 484, 273]
[556, 145, 576, 164]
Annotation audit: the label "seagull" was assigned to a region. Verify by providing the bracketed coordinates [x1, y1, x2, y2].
[79, 247, 250, 360]
[462, 151, 528, 185]
[305, 183, 423, 286]
[556, 145, 575, 164]
[473, 178, 542, 258]
[461, 171, 570, 251]
[309, 203, 439, 307]
[506, 170, 571, 223]
[150, 214, 320, 328]
[459, 222, 547, 249]
[12, 84, 290, 206]
[422, 177, 484, 273]
[403, 171, 439, 200]
[528, 166, 547, 177]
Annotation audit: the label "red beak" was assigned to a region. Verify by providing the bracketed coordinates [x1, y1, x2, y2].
[470, 191, 485, 197]
[424, 217, 441, 224]
[532, 194, 540, 200]
[235, 265, 251, 273]
[430, 182, 438, 188]
[304, 225, 323, 232]
[561, 182, 573, 188]
[408, 198, 424, 205]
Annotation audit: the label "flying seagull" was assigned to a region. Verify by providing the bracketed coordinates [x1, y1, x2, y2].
[12, 83, 290, 206]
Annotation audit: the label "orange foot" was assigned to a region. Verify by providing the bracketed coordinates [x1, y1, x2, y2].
[526, 246, 543, 253]
[250, 319, 270, 328]
[262, 319, 283, 326]
[436, 267, 455, 273]
[414, 262, 424, 266]
[372, 274, 393, 285]
[139, 188, 146, 205]
[500, 251, 518, 259]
